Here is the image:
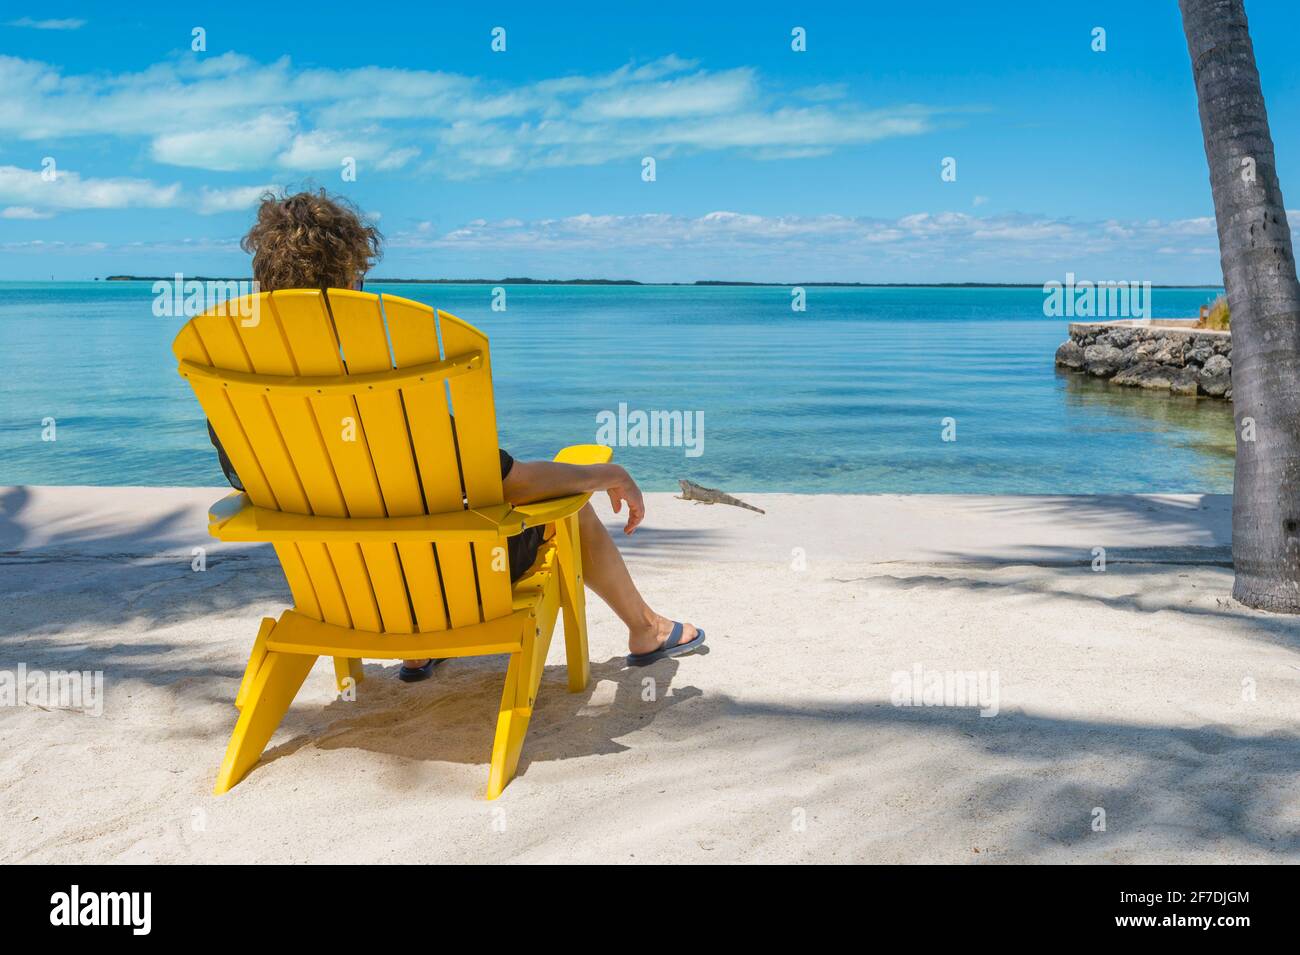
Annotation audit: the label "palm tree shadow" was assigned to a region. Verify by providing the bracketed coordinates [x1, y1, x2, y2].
[1, 485, 289, 667]
[853, 563, 1300, 652]
[263, 653, 704, 787]
[717, 699, 1300, 856]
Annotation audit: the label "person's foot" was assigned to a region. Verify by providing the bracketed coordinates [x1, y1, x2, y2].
[628, 614, 699, 656]
[398, 659, 444, 683]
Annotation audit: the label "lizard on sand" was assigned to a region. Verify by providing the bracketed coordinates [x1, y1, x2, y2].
[675, 479, 766, 514]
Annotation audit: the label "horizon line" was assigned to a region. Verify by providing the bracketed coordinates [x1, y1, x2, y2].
[68, 276, 1228, 289]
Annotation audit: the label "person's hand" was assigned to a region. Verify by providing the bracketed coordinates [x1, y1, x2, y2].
[605, 465, 645, 535]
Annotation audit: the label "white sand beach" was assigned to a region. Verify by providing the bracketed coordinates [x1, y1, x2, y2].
[1, 486, 1296, 864]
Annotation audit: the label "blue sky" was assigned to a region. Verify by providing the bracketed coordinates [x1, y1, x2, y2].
[2, 0, 1298, 282]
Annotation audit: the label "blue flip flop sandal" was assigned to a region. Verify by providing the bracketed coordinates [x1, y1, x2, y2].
[398, 658, 445, 683]
[625, 622, 705, 667]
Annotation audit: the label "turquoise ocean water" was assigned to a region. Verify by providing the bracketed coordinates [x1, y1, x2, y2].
[0, 282, 1233, 493]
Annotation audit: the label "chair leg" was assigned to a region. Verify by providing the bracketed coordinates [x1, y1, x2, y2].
[486, 587, 559, 800]
[214, 647, 317, 795]
[554, 513, 590, 693]
[487, 650, 531, 800]
[332, 656, 364, 695]
[234, 617, 275, 710]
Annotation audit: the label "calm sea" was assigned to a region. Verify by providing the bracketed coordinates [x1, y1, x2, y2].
[0, 282, 1233, 493]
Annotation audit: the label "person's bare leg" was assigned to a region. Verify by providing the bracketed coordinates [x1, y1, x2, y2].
[576, 503, 698, 655]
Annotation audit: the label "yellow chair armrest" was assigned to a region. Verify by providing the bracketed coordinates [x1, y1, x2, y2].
[509, 493, 591, 526]
[208, 490, 250, 529]
[553, 443, 614, 466]
[502, 444, 614, 525]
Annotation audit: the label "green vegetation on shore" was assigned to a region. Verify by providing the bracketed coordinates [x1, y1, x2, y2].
[1198, 294, 1231, 330]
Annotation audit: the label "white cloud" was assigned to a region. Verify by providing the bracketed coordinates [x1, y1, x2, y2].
[1, 205, 52, 219]
[0, 163, 280, 217]
[276, 130, 360, 169]
[579, 68, 756, 119]
[1, 236, 239, 255]
[195, 183, 279, 215]
[0, 164, 181, 210]
[6, 208, 1254, 282]
[386, 208, 1258, 278]
[152, 112, 297, 171]
[371, 207, 1258, 282]
[663, 105, 933, 150]
[276, 130, 418, 171]
[375, 147, 420, 170]
[1157, 215, 1217, 236]
[7, 17, 85, 30]
[795, 83, 848, 103]
[0, 52, 946, 176]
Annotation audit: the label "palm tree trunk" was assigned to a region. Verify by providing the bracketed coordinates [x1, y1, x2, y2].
[1181, 0, 1300, 611]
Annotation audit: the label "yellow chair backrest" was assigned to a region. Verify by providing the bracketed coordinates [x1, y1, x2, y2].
[172, 288, 514, 635]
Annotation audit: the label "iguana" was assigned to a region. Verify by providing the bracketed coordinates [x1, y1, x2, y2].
[675, 479, 766, 514]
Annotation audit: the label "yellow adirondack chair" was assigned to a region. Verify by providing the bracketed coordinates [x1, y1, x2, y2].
[172, 288, 608, 798]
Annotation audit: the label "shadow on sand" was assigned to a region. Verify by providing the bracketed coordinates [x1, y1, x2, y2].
[241, 649, 1298, 856]
[713, 697, 1300, 855]
[839, 560, 1300, 652]
[255, 652, 706, 783]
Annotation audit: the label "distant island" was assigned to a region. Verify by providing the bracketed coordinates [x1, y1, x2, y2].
[105, 275, 249, 282]
[101, 275, 1224, 288]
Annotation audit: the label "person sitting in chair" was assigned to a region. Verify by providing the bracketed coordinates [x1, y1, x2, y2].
[208, 190, 704, 679]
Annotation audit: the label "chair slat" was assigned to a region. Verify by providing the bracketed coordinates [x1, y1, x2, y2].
[383, 295, 481, 628]
[439, 310, 513, 621]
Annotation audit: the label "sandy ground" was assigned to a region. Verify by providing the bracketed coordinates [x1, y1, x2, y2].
[1, 485, 1296, 864]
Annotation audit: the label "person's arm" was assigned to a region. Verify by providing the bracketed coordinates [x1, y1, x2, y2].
[502, 460, 646, 535]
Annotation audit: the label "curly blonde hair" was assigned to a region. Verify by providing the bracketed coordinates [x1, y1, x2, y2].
[241, 189, 382, 292]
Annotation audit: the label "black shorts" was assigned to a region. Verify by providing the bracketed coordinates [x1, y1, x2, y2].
[498, 449, 544, 581]
[507, 526, 545, 582]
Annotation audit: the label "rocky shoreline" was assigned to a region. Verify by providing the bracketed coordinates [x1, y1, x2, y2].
[1055, 319, 1231, 399]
